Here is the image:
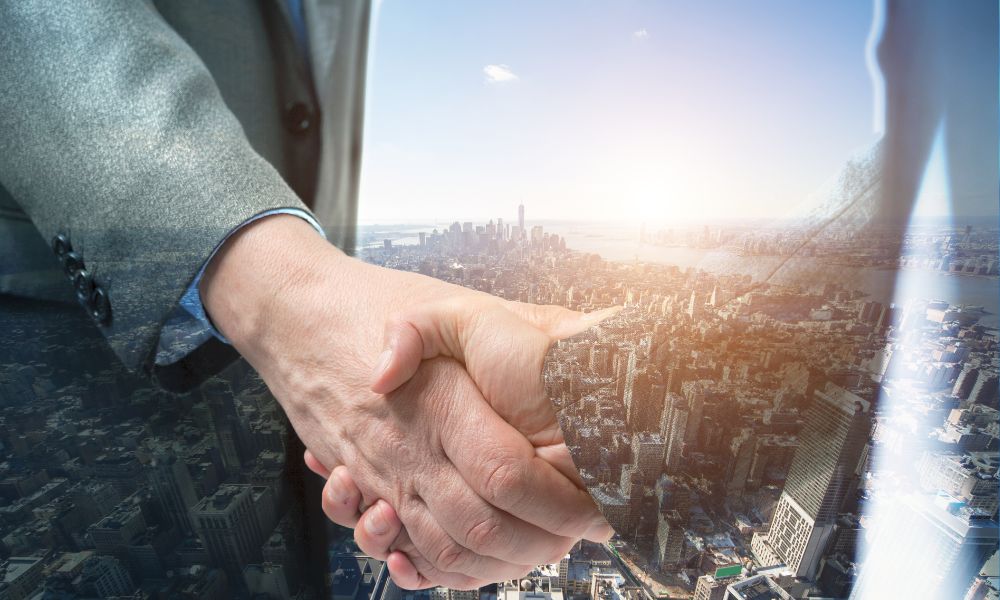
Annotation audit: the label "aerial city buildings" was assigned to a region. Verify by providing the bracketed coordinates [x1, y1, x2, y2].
[358, 205, 998, 600]
[750, 384, 870, 579]
[0, 201, 996, 599]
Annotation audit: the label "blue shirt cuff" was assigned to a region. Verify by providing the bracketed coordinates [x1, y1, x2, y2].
[155, 209, 324, 365]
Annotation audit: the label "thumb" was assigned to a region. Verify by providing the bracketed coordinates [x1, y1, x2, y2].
[534, 442, 585, 488]
[369, 298, 480, 395]
[370, 301, 622, 395]
[503, 302, 622, 341]
[535, 444, 614, 543]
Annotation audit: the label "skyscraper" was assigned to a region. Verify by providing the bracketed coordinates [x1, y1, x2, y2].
[654, 509, 685, 569]
[630, 432, 666, 485]
[193, 485, 264, 581]
[518, 203, 525, 240]
[751, 383, 871, 578]
[661, 395, 688, 474]
[202, 378, 250, 475]
[723, 574, 793, 600]
[78, 555, 134, 598]
[147, 445, 198, 535]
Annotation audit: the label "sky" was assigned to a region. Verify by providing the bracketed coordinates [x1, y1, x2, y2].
[357, 1, 894, 225]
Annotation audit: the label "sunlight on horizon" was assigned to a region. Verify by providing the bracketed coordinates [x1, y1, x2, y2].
[357, 1, 885, 225]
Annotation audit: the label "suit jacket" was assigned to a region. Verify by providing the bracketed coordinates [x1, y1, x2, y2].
[0, 0, 370, 391]
[0, 3, 370, 596]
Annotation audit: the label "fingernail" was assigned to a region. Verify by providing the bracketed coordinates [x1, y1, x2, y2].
[327, 472, 349, 506]
[365, 502, 390, 536]
[372, 349, 393, 380]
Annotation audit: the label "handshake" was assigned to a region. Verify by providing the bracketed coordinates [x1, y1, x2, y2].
[199, 215, 618, 589]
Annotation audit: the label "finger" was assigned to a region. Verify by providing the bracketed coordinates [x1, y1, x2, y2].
[371, 298, 513, 395]
[395, 492, 534, 582]
[303, 449, 331, 478]
[370, 298, 472, 395]
[432, 361, 609, 541]
[533, 442, 586, 488]
[321, 466, 363, 529]
[356, 502, 501, 591]
[533, 444, 613, 541]
[354, 499, 404, 560]
[503, 302, 622, 340]
[374, 301, 557, 440]
[585, 520, 614, 543]
[380, 517, 506, 590]
[370, 319, 425, 394]
[386, 551, 434, 590]
[418, 458, 577, 565]
[386, 545, 492, 591]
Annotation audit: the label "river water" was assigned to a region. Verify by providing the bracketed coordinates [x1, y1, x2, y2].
[549, 224, 998, 328]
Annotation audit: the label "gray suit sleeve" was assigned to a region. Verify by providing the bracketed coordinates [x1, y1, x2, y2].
[0, 2, 313, 377]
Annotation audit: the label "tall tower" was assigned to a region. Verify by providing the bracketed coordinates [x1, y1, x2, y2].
[147, 446, 198, 535]
[686, 290, 699, 320]
[193, 484, 264, 581]
[202, 378, 249, 475]
[661, 395, 688, 473]
[518, 203, 525, 240]
[630, 432, 666, 485]
[752, 383, 871, 578]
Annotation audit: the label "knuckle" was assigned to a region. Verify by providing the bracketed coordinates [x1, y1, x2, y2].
[434, 542, 472, 573]
[464, 514, 507, 554]
[355, 533, 388, 560]
[481, 457, 528, 506]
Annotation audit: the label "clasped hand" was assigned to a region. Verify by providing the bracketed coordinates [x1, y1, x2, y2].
[200, 215, 615, 590]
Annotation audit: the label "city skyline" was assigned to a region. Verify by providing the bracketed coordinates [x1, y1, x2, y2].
[1, 208, 996, 599]
[359, 206, 998, 599]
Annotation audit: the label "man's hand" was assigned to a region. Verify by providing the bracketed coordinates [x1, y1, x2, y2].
[199, 215, 606, 589]
[372, 297, 620, 483]
[309, 297, 619, 583]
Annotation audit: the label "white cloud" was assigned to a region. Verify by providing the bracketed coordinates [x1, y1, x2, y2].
[483, 64, 519, 83]
[632, 28, 649, 41]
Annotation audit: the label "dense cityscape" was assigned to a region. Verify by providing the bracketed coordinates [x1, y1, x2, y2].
[359, 204, 999, 600]
[0, 203, 996, 599]
[0, 284, 372, 597]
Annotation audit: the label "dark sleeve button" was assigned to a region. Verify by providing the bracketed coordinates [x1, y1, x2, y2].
[62, 251, 84, 279]
[90, 286, 112, 325]
[52, 233, 71, 258]
[73, 269, 95, 304]
[283, 101, 314, 134]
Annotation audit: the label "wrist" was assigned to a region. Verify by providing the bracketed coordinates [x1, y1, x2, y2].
[200, 213, 335, 351]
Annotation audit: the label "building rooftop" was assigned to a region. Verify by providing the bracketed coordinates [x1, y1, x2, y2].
[1, 556, 43, 583]
[726, 574, 792, 600]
